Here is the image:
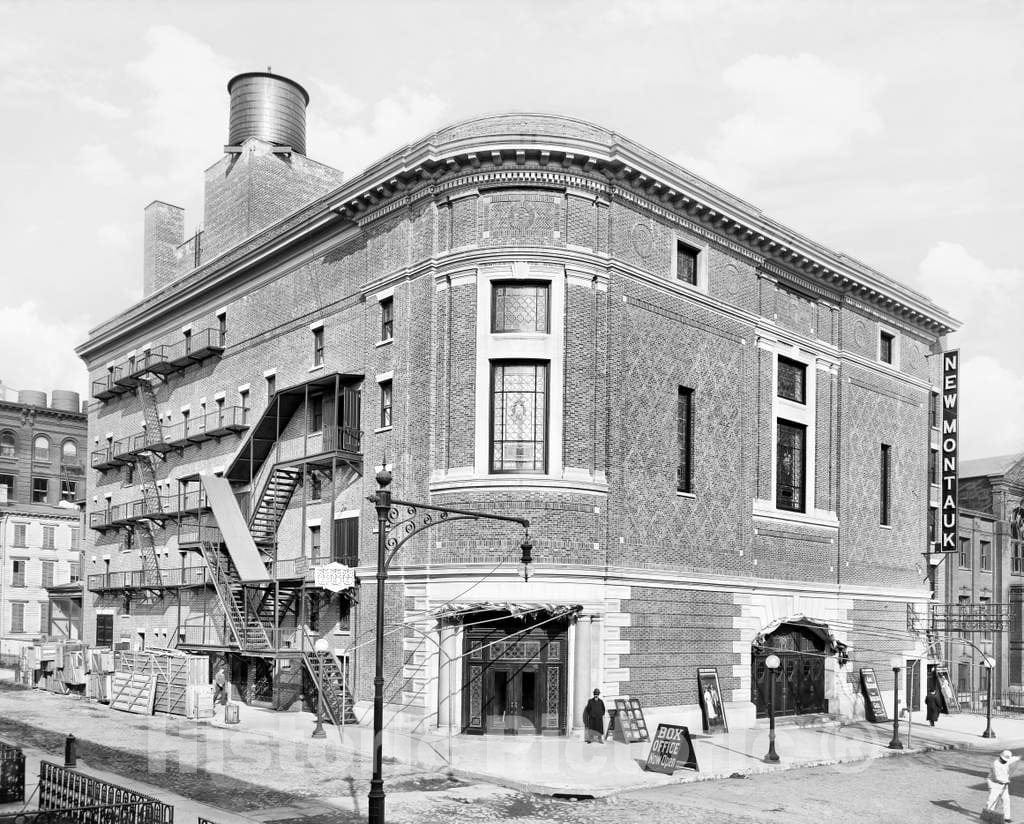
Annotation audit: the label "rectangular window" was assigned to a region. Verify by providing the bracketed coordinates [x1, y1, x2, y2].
[309, 395, 324, 433]
[929, 448, 939, 486]
[216, 397, 225, 424]
[928, 507, 937, 546]
[776, 420, 806, 512]
[218, 314, 227, 347]
[12, 560, 26, 587]
[61, 479, 77, 503]
[380, 297, 394, 341]
[981, 540, 992, 572]
[379, 381, 392, 429]
[676, 240, 699, 285]
[10, 603, 24, 634]
[880, 443, 891, 526]
[71, 528, 80, 550]
[333, 517, 359, 566]
[70, 562, 81, 583]
[122, 462, 134, 487]
[959, 536, 971, 569]
[777, 357, 806, 404]
[183, 329, 192, 354]
[42, 526, 55, 549]
[182, 409, 190, 436]
[13, 524, 26, 547]
[42, 560, 54, 589]
[240, 390, 250, 425]
[122, 530, 134, 553]
[930, 391, 940, 429]
[1013, 541, 1024, 576]
[880, 331, 895, 364]
[0, 474, 12, 502]
[313, 327, 324, 366]
[309, 525, 321, 558]
[677, 387, 694, 493]
[490, 362, 548, 473]
[491, 282, 549, 333]
[309, 472, 322, 501]
[266, 374, 276, 399]
[95, 614, 113, 647]
[32, 477, 48, 504]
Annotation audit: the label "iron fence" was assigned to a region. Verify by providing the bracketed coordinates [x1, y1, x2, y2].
[0, 802, 167, 824]
[0, 740, 25, 803]
[37, 761, 173, 824]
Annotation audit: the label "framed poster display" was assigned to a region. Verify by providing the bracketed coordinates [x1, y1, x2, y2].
[934, 665, 959, 714]
[860, 667, 889, 723]
[606, 698, 650, 742]
[697, 667, 728, 733]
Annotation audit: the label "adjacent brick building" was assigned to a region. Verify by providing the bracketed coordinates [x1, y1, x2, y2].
[0, 388, 86, 651]
[76, 71, 959, 733]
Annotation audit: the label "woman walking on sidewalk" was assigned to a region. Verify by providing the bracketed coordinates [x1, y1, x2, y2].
[983, 749, 1020, 821]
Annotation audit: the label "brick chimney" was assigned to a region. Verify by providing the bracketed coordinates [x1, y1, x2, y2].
[143, 201, 184, 296]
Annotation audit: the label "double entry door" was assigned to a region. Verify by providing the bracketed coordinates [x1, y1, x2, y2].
[483, 664, 540, 735]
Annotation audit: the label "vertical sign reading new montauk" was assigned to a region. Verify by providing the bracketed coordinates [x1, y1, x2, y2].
[940, 349, 960, 552]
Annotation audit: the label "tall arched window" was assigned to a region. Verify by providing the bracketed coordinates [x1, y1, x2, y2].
[33, 435, 50, 462]
[0, 431, 14, 459]
[62, 439, 78, 464]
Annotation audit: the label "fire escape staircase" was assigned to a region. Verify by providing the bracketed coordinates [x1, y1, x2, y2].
[132, 379, 165, 587]
[302, 642, 357, 725]
[249, 467, 303, 548]
[198, 542, 271, 651]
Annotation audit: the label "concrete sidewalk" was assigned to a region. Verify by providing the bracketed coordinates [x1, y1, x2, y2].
[215, 700, 1024, 796]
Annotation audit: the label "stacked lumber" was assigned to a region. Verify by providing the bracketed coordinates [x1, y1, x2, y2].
[110, 671, 156, 715]
[115, 649, 208, 717]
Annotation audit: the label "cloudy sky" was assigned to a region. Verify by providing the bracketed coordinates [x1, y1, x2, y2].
[0, 1, 1020, 459]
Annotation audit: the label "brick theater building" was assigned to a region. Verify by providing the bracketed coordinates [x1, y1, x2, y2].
[76, 71, 959, 733]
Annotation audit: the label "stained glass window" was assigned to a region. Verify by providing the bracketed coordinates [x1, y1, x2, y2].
[492, 282, 549, 333]
[491, 362, 548, 473]
[777, 357, 806, 404]
[776, 420, 806, 512]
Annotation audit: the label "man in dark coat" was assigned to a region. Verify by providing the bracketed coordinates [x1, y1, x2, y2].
[925, 687, 942, 726]
[583, 688, 606, 743]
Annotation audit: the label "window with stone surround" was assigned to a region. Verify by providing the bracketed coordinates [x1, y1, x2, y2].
[32, 477, 48, 504]
[959, 536, 971, 569]
[677, 387, 694, 494]
[33, 435, 50, 463]
[880, 330, 895, 365]
[0, 474, 13, 503]
[776, 420, 806, 512]
[42, 526, 55, 549]
[13, 524, 26, 547]
[312, 327, 324, 367]
[490, 362, 548, 473]
[10, 603, 24, 634]
[491, 282, 549, 333]
[981, 539, 991, 572]
[675, 240, 699, 286]
[379, 381, 392, 429]
[0, 431, 14, 459]
[12, 559, 26, 587]
[380, 296, 394, 341]
[777, 357, 806, 404]
[42, 560, 54, 588]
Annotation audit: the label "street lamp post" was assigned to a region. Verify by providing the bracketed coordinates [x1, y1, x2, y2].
[764, 653, 780, 763]
[982, 655, 996, 738]
[311, 637, 329, 739]
[366, 468, 532, 824]
[888, 658, 903, 750]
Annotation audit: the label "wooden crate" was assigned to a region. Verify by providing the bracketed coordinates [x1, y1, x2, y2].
[110, 672, 156, 715]
[115, 651, 207, 717]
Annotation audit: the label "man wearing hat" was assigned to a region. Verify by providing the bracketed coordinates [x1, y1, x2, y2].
[583, 688, 606, 744]
[984, 748, 1021, 821]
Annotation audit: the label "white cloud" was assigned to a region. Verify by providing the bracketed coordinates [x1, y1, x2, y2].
[71, 94, 129, 120]
[0, 302, 88, 396]
[675, 53, 883, 193]
[77, 144, 129, 185]
[97, 223, 130, 248]
[126, 25, 236, 206]
[310, 85, 449, 177]
[911, 243, 1024, 458]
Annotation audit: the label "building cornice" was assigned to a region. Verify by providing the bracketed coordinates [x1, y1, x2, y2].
[79, 113, 959, 360]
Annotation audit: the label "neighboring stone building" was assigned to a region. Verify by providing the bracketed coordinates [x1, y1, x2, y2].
[76, 71, 959, 734]
[0, 389, 86, 652]
[936, 452, 1024, 700]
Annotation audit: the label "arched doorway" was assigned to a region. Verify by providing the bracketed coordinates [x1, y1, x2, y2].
[752, 621, 828, 718]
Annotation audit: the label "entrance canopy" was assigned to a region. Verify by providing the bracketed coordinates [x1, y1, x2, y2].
[754, 615, 849, 658]
[430, 602, 581, 622]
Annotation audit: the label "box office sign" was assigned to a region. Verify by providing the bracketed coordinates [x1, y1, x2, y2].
[312, 563, 356, 592]
[939, 349, 960, 552]
[643, 723, 698, 774]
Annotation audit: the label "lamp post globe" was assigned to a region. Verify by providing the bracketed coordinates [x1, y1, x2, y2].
[311, 638, 331, 739]
[888, 658, 903, 750]
[982, 655, 997, 739]
[764, 654, 781, 763]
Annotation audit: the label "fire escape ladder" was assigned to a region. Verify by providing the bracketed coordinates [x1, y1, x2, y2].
[249, 467, 303, 547]
[198, 542, 270, 651]
[135, 523, 162, 586]
[136, 379, 164, 445]
[302, 642, 357, 725]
